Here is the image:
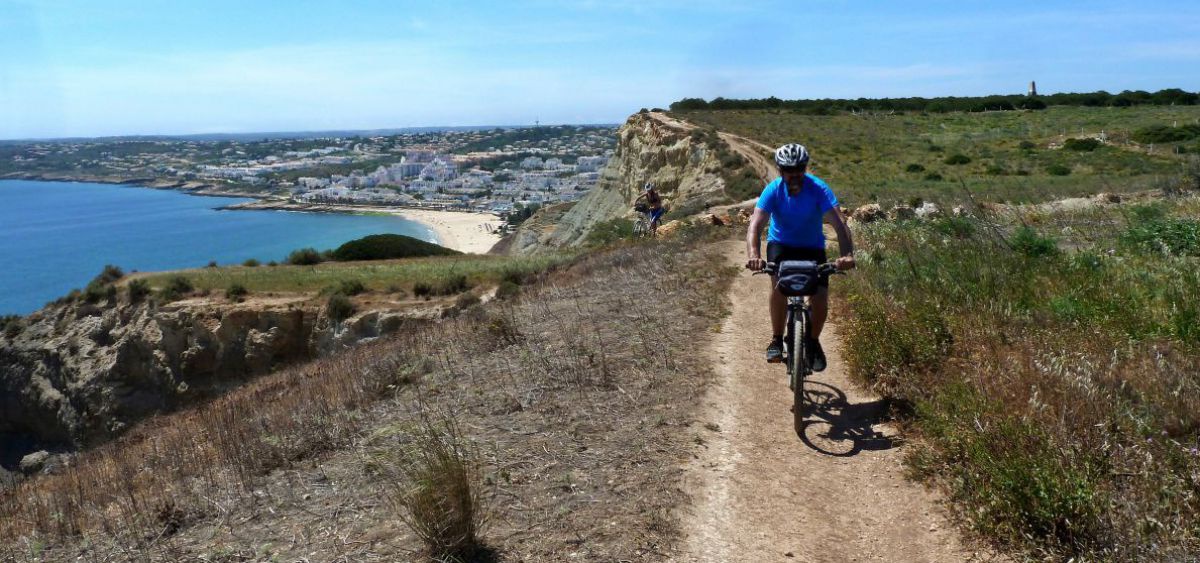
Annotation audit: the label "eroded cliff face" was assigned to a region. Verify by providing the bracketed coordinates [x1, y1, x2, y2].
[0, 297, 423, 457]
[504, 111, 766, 254]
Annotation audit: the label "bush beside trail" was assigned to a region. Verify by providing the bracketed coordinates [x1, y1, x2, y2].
[839, 205, 1200, 559]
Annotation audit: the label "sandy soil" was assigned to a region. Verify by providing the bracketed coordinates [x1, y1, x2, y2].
[673, 241, 1001, 563]
[392, 207, 502, 254]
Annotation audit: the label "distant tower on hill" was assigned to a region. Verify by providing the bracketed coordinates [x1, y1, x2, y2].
[1028, 81, 1038, 97]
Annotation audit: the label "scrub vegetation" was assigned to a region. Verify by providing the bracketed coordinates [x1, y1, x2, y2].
[676, 105, 1200, 207]
[839, 199, 1200, 559]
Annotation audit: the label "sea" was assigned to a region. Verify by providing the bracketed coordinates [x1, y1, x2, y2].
[0, 179, 437, 316]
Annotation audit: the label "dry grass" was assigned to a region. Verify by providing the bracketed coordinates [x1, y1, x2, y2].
[0, 228, 736, 561]
[367, 409, 493, 562]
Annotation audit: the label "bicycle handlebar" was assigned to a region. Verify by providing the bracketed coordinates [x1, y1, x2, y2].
[753, 261, 843, 276]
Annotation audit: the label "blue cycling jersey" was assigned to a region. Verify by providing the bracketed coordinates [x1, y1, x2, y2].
[755, 174, 838, 248]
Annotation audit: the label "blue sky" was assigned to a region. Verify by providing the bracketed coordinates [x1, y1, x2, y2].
[2, 0, 1199, 139]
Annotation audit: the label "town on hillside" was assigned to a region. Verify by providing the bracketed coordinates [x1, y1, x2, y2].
[0, 125, 618, 223]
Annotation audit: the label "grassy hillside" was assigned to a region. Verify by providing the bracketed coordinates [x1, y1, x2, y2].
[136, 252, 574, 297]
[679, 106, 1200, 207]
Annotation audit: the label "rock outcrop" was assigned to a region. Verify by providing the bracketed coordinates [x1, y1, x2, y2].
[500, 111, 770, 254]
[0, 296, 422, 458]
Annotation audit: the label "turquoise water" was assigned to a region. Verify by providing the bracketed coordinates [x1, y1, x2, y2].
[0, 180, 437, 315]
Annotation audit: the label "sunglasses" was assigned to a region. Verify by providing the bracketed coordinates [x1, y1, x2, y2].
[779, 166, 806, 174]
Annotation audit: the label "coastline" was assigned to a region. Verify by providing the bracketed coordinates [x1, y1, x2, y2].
[0, 172, 267, 199]
[1, 174, 503, 253]
[219, 200, 503, 254]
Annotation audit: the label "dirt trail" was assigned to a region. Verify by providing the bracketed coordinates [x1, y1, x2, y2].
[674, 241, 993, 563]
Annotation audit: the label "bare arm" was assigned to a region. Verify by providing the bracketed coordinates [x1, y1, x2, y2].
[825, 208, 856, 269]
[745, 207, 769, 269]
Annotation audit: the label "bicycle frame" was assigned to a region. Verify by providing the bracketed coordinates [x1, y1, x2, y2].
[757, 261, 840, 428]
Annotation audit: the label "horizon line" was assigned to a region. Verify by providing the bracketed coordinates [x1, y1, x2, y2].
[0, 122, 625, 144]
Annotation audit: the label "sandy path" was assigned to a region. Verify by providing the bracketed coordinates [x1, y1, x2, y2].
[675, 241, 993, 563]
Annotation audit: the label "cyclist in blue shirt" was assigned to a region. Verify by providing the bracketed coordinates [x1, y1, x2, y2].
[745, 143, 855, 370]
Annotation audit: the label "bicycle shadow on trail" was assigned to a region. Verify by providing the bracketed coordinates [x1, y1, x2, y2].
[794, 380, 896, 457]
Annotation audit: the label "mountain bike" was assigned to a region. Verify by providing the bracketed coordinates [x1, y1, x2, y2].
[757, 261, 842, 431]
[631, 204, 652, 238]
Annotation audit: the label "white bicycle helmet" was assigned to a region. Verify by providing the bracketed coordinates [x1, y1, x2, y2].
[774, 143, 810, 168]
[643, 182, 655, 191]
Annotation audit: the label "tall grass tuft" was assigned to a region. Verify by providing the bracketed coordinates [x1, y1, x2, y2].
[371, 412, 492, 562]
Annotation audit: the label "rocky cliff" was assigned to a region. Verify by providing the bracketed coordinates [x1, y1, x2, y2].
[501, 111, 771, 254]
[0, 295, 426, 466]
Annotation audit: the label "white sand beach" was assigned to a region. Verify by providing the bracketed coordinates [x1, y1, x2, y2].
[391, 208, 503, 254]
[218, 201, 504, 253]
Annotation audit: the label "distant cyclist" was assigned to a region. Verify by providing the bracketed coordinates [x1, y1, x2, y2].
[745, 143, 855, 371]
[633, 182, 665, 236]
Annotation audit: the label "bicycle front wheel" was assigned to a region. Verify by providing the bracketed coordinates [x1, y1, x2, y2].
[791, 310, 809, 427]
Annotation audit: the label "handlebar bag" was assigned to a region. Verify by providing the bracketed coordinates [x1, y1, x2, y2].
[775, 260, 820, 296]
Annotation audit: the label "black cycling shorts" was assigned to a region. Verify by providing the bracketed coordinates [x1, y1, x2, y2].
[766, 242, 829, 287]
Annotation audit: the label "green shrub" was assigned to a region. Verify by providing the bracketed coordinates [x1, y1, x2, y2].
[496, 280, 521, 300]
[412, 275, 471, 298]
[331, 234, 459, 261]
[286, 248, 324, 265]
[905, 163, 926, 173]
[91, 265, 124, 286]
[1011, 226, 1058, 257]
[1, 315, 23, 339]
[912, 384, 1105, 548]
[1120, 217, 1200, 256]
[206, 260, 219, 268]
[437, 275, 470, 295]
[82, 281, 117, 304]
[1132, 124, 1200, 144]
[1063, 138, 1101, 151]
[1018, 140, 1037, 150]
[985, 165, 1007, 176]
[726, 168, 763, 202]
[932, 217, 976, 238]
[226, 283, 249, 301]
[1046, 164, 1072, 176]
[326, 293, 356, 322]
[944, 154, 972, 165]
[127, 279, 151, 303]
[842, 295, 953, 398]
[160, 276, 194, 302]
[335, 279, 367, 296]
[924, 172, 944, 181]
[242, 258, 260, 267]
[413, 282, 433, 299]
[585, 218, 635, 247]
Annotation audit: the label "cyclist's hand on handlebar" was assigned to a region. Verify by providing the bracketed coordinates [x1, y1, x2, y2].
[835, 255, 857, 271]
[746, 258, 767, 271]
